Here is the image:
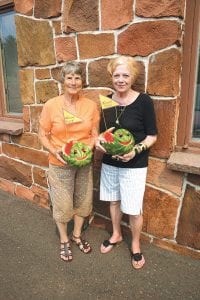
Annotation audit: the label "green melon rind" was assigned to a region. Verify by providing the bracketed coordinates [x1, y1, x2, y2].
[62, 142, 92, 167]
[102, 141, 134, 155]
[101, 129, 135, 155]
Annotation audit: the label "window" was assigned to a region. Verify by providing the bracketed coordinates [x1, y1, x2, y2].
[192, 37, 200, 139]
[177, 0, 200, 150]
[0, 0, 21, 120]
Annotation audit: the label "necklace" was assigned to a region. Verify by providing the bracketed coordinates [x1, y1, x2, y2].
[102, 109, 108, 130]
[101, 104, 127, 129]
[115, 105, 126, 125]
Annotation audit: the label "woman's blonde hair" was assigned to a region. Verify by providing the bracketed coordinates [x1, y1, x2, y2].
[107, 56, 139, 83]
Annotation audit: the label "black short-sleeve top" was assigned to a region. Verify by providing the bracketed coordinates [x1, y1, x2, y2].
[100, 93, 157, 168]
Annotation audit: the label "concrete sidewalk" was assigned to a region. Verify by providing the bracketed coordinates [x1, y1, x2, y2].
[0, 190, 199, 300]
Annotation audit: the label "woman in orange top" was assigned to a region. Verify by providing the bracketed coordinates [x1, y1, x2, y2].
[39, 61, 100, 262]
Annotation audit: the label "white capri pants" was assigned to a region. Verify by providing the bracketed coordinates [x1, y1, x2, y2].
[100, 163, 147, 215]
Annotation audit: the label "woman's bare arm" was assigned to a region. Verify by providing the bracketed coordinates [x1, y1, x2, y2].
[38, 126, 56, 155]
[38, 126, 66, 164]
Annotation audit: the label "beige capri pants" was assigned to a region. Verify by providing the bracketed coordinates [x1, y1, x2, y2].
[48, 163, 93, 223]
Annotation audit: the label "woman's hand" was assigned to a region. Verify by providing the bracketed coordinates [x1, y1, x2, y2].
[95, 135, 106, 153]
[95, 127, 115, 153]
[54, 149, 67, 164]
[112, 150, 136, 162]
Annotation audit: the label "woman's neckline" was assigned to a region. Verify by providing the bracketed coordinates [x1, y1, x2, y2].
[112, 91, 141, 107]
[60, 94, 81, 108]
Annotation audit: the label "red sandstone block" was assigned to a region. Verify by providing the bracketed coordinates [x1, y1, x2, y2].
[135, 0, 185, 18]
[15, 185, 35, 201]
[176, 185, 200, 250]
[33, 166, 48, 188]
[38, 197, 50, 209]
[101, 0, 133, 30]
[35, 81, 59, 104]
[2, 143, 49, 167]
[12, 133, 42, 150]
[143, 186, 179, 239]
[0, 156, 32, 187]
[52, 20, 62, 35]
[62, 0, 98, 32]
[35, 68, 51, 80]
[31, 184, 49, 199]
[34, 0, 61, 18]
[0, 178, 15, 194]
[147, 48, 181, 96]
[14, 0, 33, 16]
[147, 158, 183, 196]
[31, 185, 50, 208]
[153, 238, 200, 260]
[78, 33, 114, 59]
[30, 106, 43, 133]
[23, 106, 30, 132]
[19, 69, 34, 105]
[118, 21, 181, 57]
[151, 99, 177, 158]
[55, 37, 77, 63]
[88, 59, 112, 88]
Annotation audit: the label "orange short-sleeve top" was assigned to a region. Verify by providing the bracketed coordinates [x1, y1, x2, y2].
[39, 95, 100, 166]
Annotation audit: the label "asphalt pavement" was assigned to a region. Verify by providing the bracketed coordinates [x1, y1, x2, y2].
[0, 190, 200, 300]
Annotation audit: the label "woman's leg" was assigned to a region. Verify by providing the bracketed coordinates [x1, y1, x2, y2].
[129, 214, 143, 253]
[73, 214, 85, 237]
[100, 201, 123, 253]
[129, 214, 145, 268]
[71, 215, 91, 253]
[110, 201, 123, 241]
[48, 164, 75, 262]
[56, 221, 68, 242]
[56, 221, 72, 261]
[71, 164, 92, 253]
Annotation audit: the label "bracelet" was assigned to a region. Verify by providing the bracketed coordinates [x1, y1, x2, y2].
[133, 143, 147, 155]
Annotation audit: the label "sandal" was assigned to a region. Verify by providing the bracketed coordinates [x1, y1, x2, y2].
[71, 234, 92, 254]
[100, 239, 122, 254]
[60, 242, 73, 262]
[131, 252, 145, 269]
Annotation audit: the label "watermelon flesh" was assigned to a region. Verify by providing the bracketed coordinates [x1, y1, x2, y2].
[62, 141, 92, 167]
[101, 128, 135, 155]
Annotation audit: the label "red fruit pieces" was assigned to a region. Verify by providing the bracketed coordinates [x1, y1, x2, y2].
[104, 131, 114, 143]
[64, 140, 73, 155]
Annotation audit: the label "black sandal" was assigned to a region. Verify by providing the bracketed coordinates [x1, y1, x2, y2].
[60, 242, 73, 262]
[100, 239, 122, 254]
[131, 252, 145, 269]
[71, 234, 92, 254]
[102, 240, 118, 247]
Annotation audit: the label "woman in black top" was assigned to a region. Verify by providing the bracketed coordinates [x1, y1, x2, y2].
[95, 56, 157, 269]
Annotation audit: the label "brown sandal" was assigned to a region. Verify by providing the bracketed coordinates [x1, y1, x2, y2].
[71, 234, 92, 254]
[60, 242, 73, 262]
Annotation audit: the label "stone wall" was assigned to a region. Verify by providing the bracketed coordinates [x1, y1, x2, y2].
[0, 0, 199, 256]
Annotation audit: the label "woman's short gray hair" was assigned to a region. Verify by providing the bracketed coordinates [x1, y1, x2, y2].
[61, 61, 83, 83]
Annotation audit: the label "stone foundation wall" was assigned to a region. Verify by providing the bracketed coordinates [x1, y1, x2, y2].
[0, 0, 199, 255]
